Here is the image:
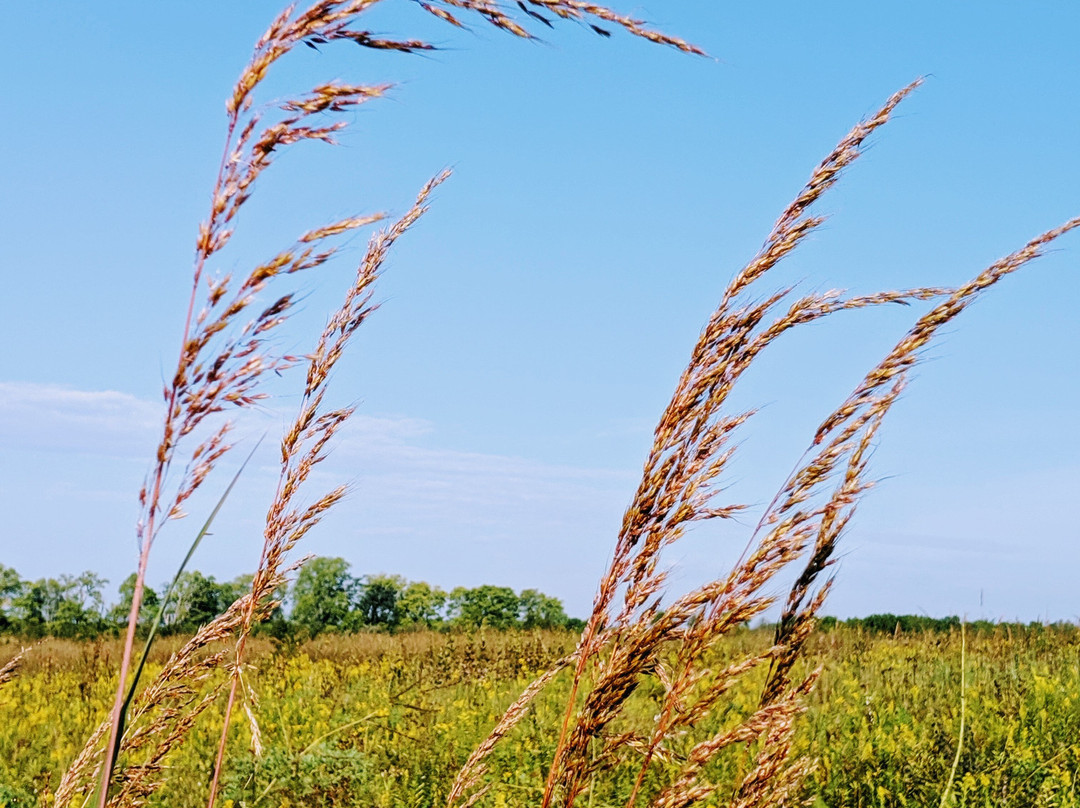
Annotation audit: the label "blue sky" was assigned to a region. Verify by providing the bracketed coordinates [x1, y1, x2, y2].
[1, 2, 1077, 620]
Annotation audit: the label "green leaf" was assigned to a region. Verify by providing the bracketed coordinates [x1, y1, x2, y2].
[101, 437, 262, 800]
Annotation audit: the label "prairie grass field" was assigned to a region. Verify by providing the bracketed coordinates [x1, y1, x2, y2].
[4, 625, 1079, 808]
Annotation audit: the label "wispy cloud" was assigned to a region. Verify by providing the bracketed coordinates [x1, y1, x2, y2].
[6, 381, 1075, 620]
[0, 381, 636, 611]
[250, 409, 637, 603]
[0, 381, 161, 457]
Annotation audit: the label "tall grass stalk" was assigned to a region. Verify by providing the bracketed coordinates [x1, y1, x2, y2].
[0, 644, 30, 688]
[940, 621, 967, 808]
[71, 2, 702, 806]
[446, 83, 1079, 807]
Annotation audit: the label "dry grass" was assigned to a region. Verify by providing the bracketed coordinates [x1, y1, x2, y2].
[60, 3, 701, 807]
[51, 2, 1078, 807]
[442, 80, 1079, 808]
[0, 644, 31, 687]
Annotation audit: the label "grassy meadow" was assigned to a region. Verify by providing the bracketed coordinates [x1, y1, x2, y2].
[3, 625, 1079, 808]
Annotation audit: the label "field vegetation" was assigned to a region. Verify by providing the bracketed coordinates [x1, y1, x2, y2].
[4, 626, 1080, 807]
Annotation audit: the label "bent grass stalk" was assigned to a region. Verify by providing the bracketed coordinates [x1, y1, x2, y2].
[84, 2, 703, 806]
[448, 79, 1079, 808]
[0, 644, 32, 688]
[206, 170, 451, 805]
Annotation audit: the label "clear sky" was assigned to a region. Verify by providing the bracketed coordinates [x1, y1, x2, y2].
[1, 1, 1077, 621]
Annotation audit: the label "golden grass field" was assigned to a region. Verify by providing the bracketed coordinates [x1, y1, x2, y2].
[3, 626, 1079, 808]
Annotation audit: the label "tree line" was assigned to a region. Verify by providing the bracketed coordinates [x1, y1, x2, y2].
[817, 614, 1065, 634]
[0, 557, 581, 639]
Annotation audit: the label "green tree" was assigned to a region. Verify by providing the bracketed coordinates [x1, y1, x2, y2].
[10, 580, 46, 637]
[8, 572, 106, 638]
[397, 581, 447, 628]
[65, 571, 108, 615]
[448, 585, 520, 629]
[0, 565, 23, 633]
[219, 573, 253, 608]
[48, 597, 96, 639]
[518, 589, 568, 629]
[356, 574, 404, 629]
[164, 571, 230, 634]
[290, 557, 357, 636]
[108, 573, 161, 634]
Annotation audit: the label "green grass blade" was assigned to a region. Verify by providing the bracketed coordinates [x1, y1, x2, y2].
[105, 438, 263, 785]
[939, 619, 967, 808]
